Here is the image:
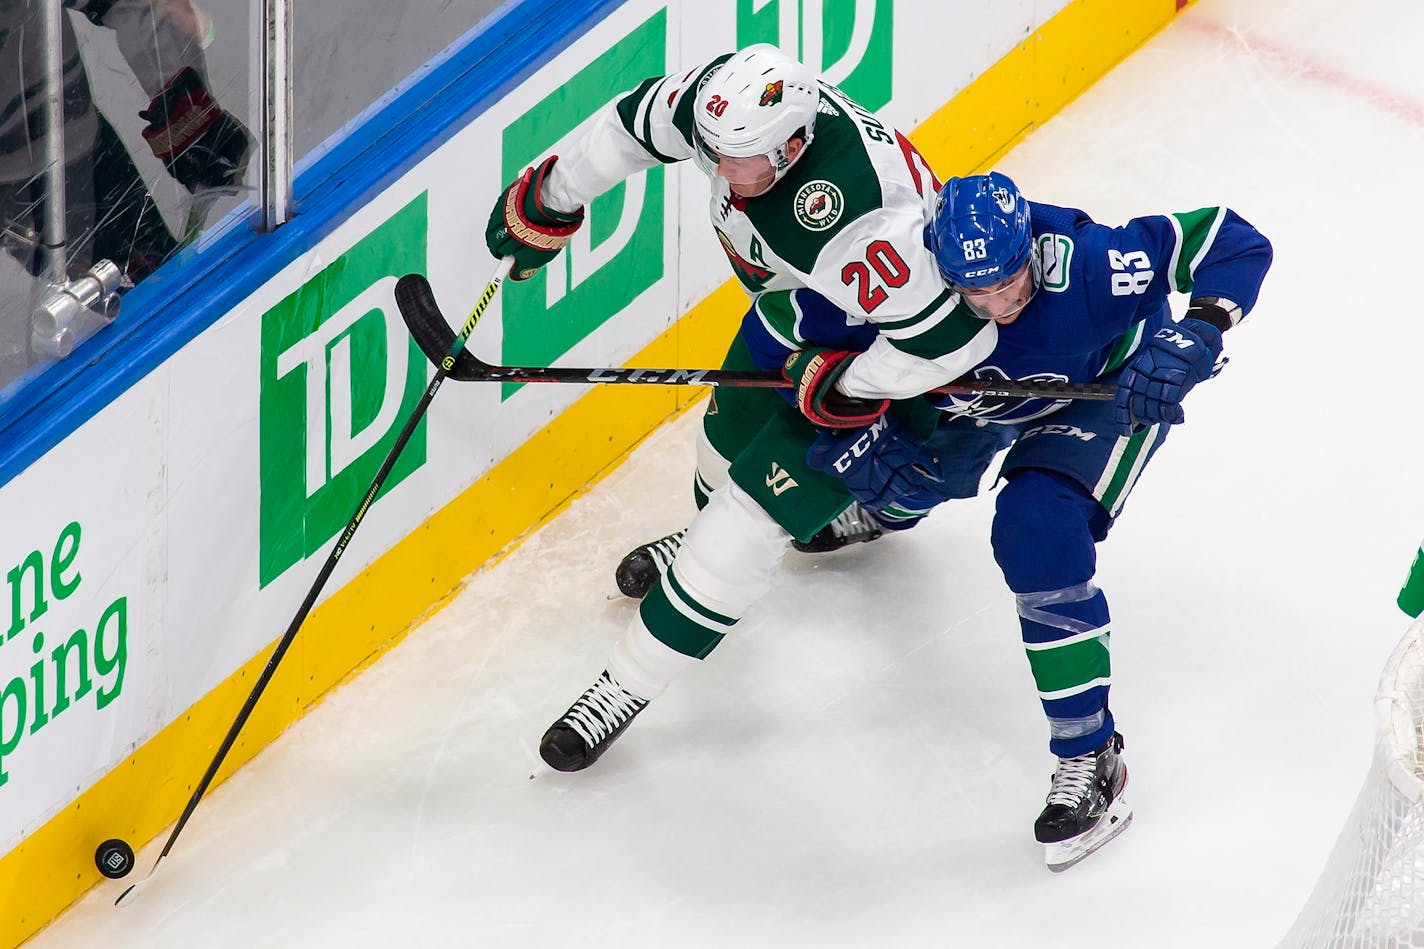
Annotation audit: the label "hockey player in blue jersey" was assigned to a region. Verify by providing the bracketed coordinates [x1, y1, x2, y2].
[804, 171, 1272, 869]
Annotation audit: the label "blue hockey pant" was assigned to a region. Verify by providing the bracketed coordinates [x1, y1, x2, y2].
[923, 398, 1172, 757]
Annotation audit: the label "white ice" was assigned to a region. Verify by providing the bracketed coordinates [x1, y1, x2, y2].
[31, 0, 1424, 945]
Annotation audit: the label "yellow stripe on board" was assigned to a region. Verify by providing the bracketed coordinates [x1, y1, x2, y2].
[4, 1, 1190, 943]
[915, 0, 1190, 176]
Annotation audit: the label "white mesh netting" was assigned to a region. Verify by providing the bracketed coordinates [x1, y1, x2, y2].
[1280, 616, 1424, 948]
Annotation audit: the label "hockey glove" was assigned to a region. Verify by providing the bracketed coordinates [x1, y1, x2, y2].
[806, 413, 945, 519]
[782, 348, 890, 429]
[486, 156, 585, 281]
[1113, 315, 1224, 434]
[141, 68, 252, 193]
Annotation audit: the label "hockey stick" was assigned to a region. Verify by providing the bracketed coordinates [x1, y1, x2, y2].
[394, 273, 1115, 402]
[115, 258, 515, 907]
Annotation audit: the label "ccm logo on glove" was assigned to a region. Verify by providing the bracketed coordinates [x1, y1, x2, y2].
[1154, 327, 1197, 351]
[827, 414, 892, 474]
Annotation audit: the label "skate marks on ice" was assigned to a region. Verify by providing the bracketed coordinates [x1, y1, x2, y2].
[34, 0, 1424, 944]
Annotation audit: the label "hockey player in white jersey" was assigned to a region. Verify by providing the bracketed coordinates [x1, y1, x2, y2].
[485, 45, 996, 773]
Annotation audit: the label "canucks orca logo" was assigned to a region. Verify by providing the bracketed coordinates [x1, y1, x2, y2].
[1037, 233, 1073, 292]
[943, 365, 1070, 424]
[991, 187, 1015, 213]
[760, 80, 784, 107]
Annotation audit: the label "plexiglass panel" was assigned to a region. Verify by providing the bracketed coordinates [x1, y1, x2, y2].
[0, 0, 255, 392]
[1, 0, 510, 400]
[292, 0, 504, 161]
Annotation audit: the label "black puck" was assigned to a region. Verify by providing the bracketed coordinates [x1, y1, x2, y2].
[95, 838, 135, 879]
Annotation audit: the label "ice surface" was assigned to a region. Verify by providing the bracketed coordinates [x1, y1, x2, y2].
[32, 0, 1424, 945]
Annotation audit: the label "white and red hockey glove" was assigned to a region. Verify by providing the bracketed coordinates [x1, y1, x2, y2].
[485, 155, 585, 281]
[782, 348, 890, 429]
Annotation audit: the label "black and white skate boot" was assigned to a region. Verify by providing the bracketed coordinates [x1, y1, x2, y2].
[1034, 732, 1132, 872]
[791, 502, 885, 553]
[539, 670, 649, 772]
[614, 531, 685, 599]
[614, 504, 884, 599]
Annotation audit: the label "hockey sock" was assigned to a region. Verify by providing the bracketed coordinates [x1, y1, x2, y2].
[628, 482, 790, 673]
[1015, 582, 1113, 758]
[992, 469, 1115, 758]
[608, 618, 700, 700]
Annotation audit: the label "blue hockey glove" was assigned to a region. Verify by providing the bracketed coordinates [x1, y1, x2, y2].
[1113, 316, 1224, 434]
[806, 413, 945, 517]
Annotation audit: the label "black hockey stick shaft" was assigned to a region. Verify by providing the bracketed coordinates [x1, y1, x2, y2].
[115, 259, 515, 906]
[433, 361, 1112, 401]
[395, 276, 1114, 402]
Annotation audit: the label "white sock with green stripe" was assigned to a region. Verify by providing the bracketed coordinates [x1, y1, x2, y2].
[673, 482, 789, 612]
[609, 619, 699, 700]
[612, 483, 791, 696]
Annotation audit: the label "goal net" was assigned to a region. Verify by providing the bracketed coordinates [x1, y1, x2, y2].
[1279, 615, 1424, 948]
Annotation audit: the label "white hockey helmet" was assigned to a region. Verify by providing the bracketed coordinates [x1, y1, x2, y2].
[692, 44, 819, 186]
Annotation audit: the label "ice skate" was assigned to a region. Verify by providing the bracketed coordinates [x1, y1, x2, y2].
[790, 502, 885, 553]
[539, 670, 649, 772]
[1034, 732, 1132, 872]
[614, 531, 685, 598]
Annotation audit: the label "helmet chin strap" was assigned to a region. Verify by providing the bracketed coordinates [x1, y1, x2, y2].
[768, 129, 814, 185]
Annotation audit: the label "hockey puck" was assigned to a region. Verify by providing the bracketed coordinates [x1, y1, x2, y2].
[94, 838, 135, 879]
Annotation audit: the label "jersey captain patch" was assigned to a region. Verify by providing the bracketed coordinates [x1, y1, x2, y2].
[794, 180, 844, 232]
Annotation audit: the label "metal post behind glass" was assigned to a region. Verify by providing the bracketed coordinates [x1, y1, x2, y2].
[32, 0, 121, 360]
[38, 0, 66, 284]
[259, 0, 292, 231]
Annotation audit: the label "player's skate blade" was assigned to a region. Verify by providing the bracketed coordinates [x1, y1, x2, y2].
[1043, 795, 1133, 872]
[1035, 731, 1128, 870]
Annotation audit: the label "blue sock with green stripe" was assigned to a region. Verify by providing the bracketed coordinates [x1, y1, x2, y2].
[1015, 584, 1113, 758]
[992, 469, 1115, 758]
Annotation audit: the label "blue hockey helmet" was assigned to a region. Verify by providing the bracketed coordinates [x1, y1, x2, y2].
[930, 172, 1035, 291]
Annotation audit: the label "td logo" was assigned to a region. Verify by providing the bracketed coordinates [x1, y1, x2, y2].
[498, 9, 667, 399]
[738, 0, 894, 111]
[258, 194, 429, 588]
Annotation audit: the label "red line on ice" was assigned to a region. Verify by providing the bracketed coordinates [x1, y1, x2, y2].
[1178, 17, 1424, 127]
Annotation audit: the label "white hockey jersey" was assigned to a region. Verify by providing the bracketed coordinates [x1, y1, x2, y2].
[541, 54, 997, 402]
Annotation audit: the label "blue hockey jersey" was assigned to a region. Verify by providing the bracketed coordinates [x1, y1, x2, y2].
[740, 201, 1272, 424]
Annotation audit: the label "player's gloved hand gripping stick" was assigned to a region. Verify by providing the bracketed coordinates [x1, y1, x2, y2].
[781, 348, 890, 428]
[113, 259, 516, 907]
[1112, 309, 1227, 434]
[486, 155, 585, 281]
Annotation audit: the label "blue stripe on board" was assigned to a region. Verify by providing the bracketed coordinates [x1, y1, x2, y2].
[0, 0, 624, 488]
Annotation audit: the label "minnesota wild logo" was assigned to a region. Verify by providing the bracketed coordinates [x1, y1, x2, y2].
[794, 179, 844, 232]
[716, 228, 774, 291]
[759, 80, 784, 107]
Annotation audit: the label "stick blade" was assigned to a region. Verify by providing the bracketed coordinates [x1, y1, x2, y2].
[114, 861, 160, 907]
[393, 273, 482, 381]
